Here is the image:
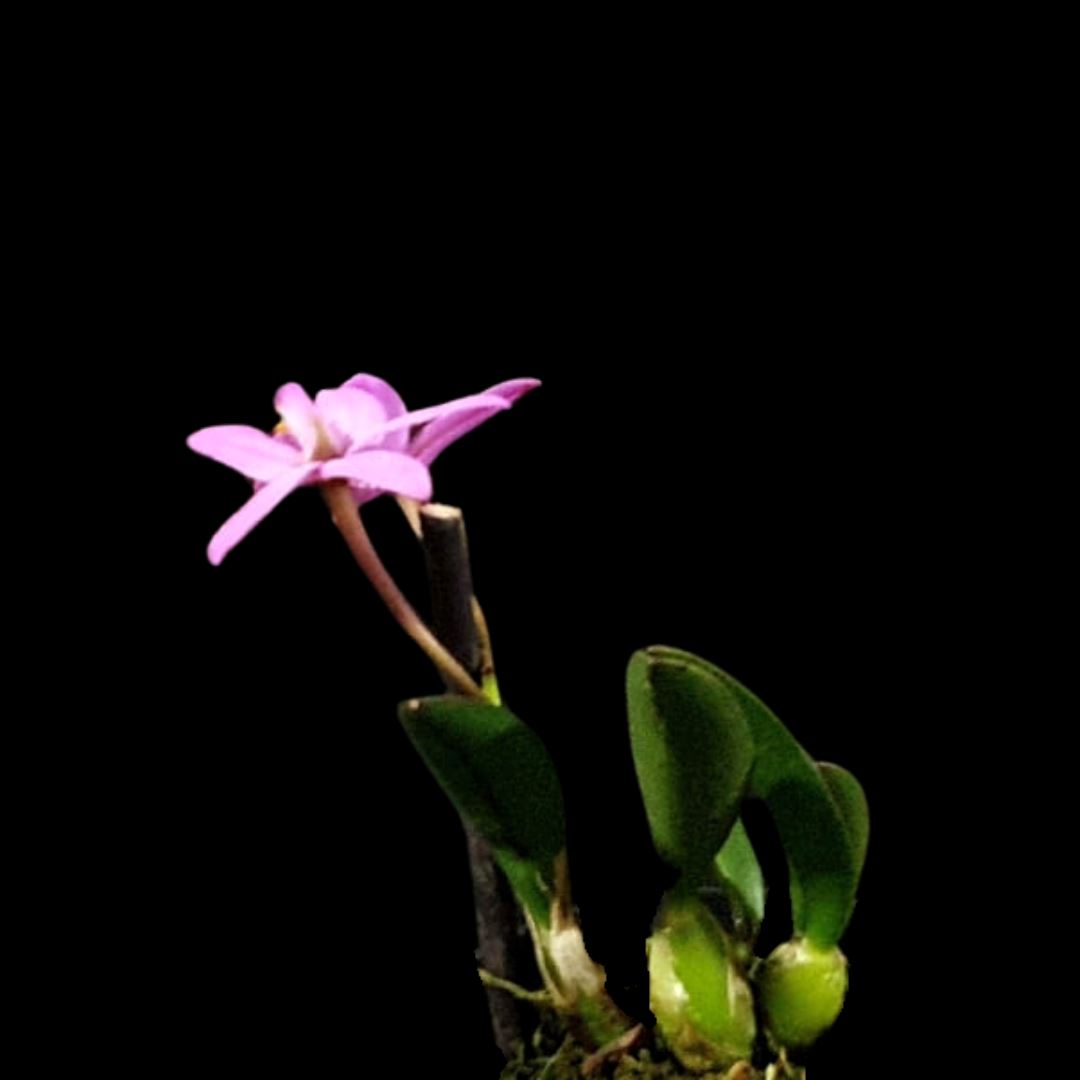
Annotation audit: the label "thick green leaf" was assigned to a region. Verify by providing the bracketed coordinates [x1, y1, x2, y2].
[713, 818, 765, 937]
[627, 650, 754, 881]
[642, 647, 860, 948]
[818, 762, 869, 881]
[398, 695, 565, 923]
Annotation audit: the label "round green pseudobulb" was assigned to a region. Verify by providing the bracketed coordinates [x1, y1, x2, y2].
[648, 895, 756, 1071]
[759, 938, 848, 1049]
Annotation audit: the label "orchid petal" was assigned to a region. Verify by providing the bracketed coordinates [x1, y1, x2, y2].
[187, 425, 303, 481]
[479, 378, 543, 405]
[340, 374, 409, 449]
[408, 380, 540, 465]
[407, 406, 502, 465]
[273, 383, 322, 458]
[206, 464, 318, 565]
[319, 450, 433, 502]
[272, 430, 302, 454]
[314, 386, 389, 451]
[340, 375, 408, 420]
[371, 393, 512, 441]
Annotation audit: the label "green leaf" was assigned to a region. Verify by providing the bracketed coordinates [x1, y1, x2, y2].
[492, 847, 556, 929]
[642, 647, 861, 948]
[818, 762, 869, 881]
[398, 695, 565, 924]
[713, 818, 765, 937]
[627, 650, 755, 881]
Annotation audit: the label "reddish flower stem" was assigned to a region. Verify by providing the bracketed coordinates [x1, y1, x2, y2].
[321, 482, 483, 698]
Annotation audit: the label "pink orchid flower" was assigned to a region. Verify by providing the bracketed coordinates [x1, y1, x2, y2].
[188, 374, 539, 565]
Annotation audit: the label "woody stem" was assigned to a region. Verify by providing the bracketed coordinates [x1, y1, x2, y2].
[420, 503, 527, 1060]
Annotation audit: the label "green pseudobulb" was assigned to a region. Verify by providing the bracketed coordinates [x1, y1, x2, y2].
[647, 893, 756, 1071]
[759, 938, 848, 1050]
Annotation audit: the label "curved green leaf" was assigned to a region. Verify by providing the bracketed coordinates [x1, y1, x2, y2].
[818, 762, 869, 882]
[642, 647, 860, 948]
[398, 695, 565, 924]
[713, 818, 765, 939]
[627, 650, 755, 882]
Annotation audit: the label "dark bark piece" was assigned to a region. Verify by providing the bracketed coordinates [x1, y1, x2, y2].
[420, 503, 531, 1060]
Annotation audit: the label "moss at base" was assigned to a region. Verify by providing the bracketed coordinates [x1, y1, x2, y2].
[499, 1038, 801, 1080]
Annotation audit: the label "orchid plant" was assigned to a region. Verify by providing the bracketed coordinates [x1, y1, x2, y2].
[190, 374, 868, 1079]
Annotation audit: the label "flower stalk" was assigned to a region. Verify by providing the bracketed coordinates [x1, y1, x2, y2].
[321, 482, 483, 698]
